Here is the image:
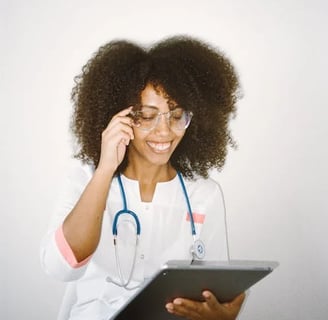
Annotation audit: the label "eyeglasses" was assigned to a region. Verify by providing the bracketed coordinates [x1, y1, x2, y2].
[130, 106, 193, 131]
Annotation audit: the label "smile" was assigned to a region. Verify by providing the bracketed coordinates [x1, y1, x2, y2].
[147, 142, 171, 152]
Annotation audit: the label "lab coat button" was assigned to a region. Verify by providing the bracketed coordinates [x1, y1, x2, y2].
[140, 254, 145, 259]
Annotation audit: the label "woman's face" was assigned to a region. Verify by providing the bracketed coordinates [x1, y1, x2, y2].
[128, 84, 186, 168]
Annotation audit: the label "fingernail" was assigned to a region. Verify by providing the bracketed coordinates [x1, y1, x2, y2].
[166, 303, 174, 312]
[173, 298, 182, 305]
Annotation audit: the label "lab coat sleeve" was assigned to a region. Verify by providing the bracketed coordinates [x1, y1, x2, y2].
[40, 160, 94, 282]
[198, 178, 229, 261]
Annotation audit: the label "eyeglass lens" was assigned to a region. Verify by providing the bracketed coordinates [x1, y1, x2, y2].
[131, 107, 192, 131]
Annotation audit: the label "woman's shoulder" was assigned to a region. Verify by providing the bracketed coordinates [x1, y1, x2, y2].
[64, 158, 95, 181]
[183, 175, 225, 211]
[184, 175, 222, 195]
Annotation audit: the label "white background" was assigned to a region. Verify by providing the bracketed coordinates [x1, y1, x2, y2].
[1, 0, 327, 319]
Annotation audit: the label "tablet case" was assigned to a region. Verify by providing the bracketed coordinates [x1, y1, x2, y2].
[110, 259, 278, 320]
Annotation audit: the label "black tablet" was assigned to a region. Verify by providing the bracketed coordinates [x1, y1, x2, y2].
[110, 259, 279, 320]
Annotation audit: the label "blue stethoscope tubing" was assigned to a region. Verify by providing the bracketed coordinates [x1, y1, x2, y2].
[112, 172, 194, 237]
[112, 175, 141, 236]
[110, 172, 205, 289]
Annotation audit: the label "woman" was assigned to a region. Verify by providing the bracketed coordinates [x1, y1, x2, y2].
[41, 35, 245, 319]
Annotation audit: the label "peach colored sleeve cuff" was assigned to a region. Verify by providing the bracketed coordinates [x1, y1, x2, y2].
[55, 225, 92, 268]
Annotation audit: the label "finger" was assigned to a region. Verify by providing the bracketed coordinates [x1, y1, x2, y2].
[230, 292, 246, 307]
[202, 290, 220, 309]
[165, 302, 174, 313]
[169, 298, 203, 319]
[110, 107, 134, 125]
[105, 112, 134, 140]
[222, 293, 245, 308]
[120, 136, 131, 146]
[103, 119, 134, 141]
[221, 292, 246, 319]
[113, 106, 133, 118]
[102, 124, 132, 140]
[121, 124, 134, 141]
[106, 114, 133, 130]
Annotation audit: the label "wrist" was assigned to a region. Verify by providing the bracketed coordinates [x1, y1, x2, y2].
[94, 165, 116, 182]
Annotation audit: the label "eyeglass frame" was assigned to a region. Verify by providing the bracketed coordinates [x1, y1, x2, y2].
[129, 106, 193, 131]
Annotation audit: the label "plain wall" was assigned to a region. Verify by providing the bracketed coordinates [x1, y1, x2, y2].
[1, 0, 327, 319]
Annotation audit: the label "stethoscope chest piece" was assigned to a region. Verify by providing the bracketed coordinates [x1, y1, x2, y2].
[191, 239, 206, 260]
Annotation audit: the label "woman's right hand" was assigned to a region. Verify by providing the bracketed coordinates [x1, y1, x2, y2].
[97, 107, 134, 175]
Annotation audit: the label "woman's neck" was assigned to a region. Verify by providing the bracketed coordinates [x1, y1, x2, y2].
[124, 161, 176, 183]
[123, 162, 176, 202]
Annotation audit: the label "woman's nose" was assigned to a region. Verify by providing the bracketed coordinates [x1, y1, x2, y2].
[153, 113, 171, 134]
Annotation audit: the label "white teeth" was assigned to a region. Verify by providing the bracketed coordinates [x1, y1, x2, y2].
[147, 142, 171, 151]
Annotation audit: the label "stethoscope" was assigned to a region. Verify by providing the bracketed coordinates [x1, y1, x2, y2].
[106, 172, 206, 289]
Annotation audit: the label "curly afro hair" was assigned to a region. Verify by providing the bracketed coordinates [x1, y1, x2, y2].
[71, 35, 240, 179]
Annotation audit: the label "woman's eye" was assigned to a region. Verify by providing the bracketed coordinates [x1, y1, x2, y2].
[141, 112, 157, 120]
[171, 109, 184, 120]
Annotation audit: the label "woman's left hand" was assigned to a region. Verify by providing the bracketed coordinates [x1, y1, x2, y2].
[165, 291, 245, 320]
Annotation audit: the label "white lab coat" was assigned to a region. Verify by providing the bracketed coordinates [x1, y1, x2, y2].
[40, 160, 229, 320]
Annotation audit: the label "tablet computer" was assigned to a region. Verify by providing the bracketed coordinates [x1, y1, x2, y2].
[110, 259, 278, 320]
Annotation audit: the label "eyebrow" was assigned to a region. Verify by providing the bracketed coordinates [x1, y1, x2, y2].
[139, 105, 159, 110]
